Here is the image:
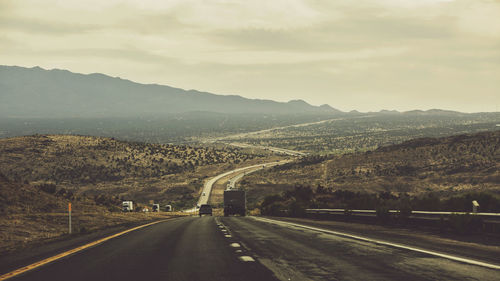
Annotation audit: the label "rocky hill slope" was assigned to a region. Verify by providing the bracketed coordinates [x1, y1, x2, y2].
[241, 130, 500, 205]
[0, 135, 276, 208]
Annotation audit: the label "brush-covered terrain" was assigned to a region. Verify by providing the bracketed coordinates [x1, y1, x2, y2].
[241, 130, 500, 209]
[0, 134, 281, 255]
[228, 113, 499, 154]
[0, 135, 281, 209]
[0, 172, 179, 255]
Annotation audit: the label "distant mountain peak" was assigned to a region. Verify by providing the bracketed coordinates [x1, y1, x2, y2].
[287, 99, 309, 105]
[379, 109, 400, 114]
[0, 65, 344, 117]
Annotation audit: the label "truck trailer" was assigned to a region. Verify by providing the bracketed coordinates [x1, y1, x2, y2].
[224, 189, 246, 216]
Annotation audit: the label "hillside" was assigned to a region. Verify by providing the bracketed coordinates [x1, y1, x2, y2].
[0, 172, 75, 214]
[241, 131, 500, 206]
[0, 135, 280, 208]
[0, 172, 182, 255]
[0, 65, 340, 118]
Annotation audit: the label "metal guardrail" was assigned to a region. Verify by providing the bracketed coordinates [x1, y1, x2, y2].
[305, 209, 500, 217]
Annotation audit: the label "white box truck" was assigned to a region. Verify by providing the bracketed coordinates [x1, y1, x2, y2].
[122, 201, 134, 212]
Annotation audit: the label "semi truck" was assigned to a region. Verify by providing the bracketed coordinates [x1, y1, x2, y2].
[122, 201, 134, 212]
[224, 189, 246, 216]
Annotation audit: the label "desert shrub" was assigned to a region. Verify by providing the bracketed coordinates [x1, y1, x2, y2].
[398, 194, 412, 219]
[79, 226, 88, 234]
[376, 204, 391, 223]
[288, 200, 306, 217]
[284, 185, 314, 202]
[443, 192, 500, 212]
[37, 183, 57, 194]
[262, 201, 288, 216]
[412, 193, 441, 211]
[261, 194, 282, 208]
[398, 202, 412, 219]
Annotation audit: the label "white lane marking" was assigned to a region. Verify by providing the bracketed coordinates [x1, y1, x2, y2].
[239, 256, 255, 262]
[235, 249, 243, 253]
[230, 243, 241, 248]
[252, 217, 500, 270]
[225, 235, 232, 238]
[221, 229, 227, 232]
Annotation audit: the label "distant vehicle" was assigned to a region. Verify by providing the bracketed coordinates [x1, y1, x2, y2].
[122, 201, 134, 212]
[199, 204, 213, 216]
[164, 205, 173, 212]
[202, 192, 206, 196]
[224, 190, 246, 216]
[152, 204, 160, 212]
[142, 207, 149, 212]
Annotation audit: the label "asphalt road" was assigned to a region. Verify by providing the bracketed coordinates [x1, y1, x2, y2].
[185, 160, 289, 211]
[221, 216, 499, 281]
[8, 216, 499, 281]
[9, 217, 277, 281]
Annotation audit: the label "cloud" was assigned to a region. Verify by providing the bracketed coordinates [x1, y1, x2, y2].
[0, 0, 499, 112]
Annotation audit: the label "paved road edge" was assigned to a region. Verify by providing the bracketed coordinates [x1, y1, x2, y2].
[0, 219, 173, 281]
[251, 216, 500, 270]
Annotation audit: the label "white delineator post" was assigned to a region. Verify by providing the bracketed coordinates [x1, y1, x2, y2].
[472, 200, 479, 214]
[68, 202, 72, 234]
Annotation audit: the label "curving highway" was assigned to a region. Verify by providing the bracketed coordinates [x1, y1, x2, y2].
[184, 160, 290, 213]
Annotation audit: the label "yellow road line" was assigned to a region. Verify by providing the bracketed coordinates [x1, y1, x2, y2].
[0, 219, 170, 281]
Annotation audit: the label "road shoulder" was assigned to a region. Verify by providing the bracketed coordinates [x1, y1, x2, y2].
[262, 216, 500, 265]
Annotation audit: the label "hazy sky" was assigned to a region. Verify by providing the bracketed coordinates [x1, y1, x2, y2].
[1, 0, 499, 112]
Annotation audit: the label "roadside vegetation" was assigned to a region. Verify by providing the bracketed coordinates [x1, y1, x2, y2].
[0, 172, 183, 255]
[0, 134, 281, 207]
[242, 131, 500, 203]
[259, 185, 500, 216]
[259, 185, 500, 234]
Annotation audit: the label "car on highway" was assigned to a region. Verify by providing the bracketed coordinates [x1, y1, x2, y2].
[198, 204, 213, 216]
[152, 204, 160, 212]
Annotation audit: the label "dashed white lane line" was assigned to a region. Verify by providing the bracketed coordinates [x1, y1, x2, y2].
[239, 256, 255, 262]
[230, 243, 241, 248]
[225, 235, 232, 238]
[235, 250, 243, 253]
[252, 216, 500, 270]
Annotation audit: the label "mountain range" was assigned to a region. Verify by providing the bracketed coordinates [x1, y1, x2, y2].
[0, 65, 341, 118]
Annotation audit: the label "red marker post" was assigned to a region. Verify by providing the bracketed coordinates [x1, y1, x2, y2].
[68, 203, 72, 234]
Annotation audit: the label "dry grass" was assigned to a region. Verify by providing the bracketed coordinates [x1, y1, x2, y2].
[0, 134, 284, 206]
[240, 131, 500, 205]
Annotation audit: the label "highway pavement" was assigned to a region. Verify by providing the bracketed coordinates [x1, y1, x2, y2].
[184, 160, 290, 213]
[6, 215, 499, 281]
[6, 216, 278, 281]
